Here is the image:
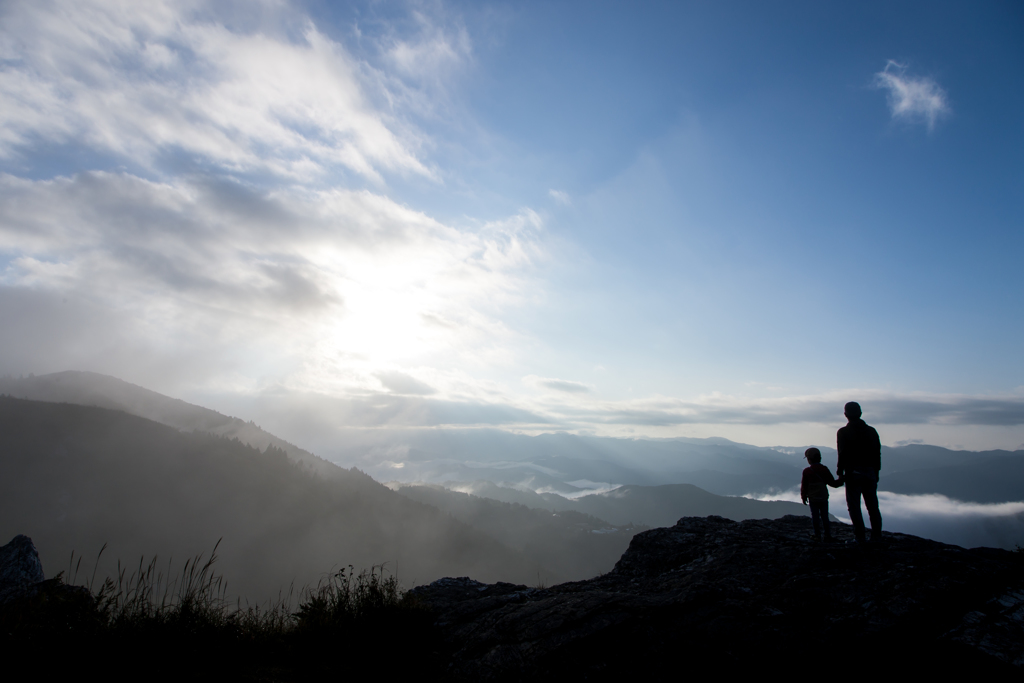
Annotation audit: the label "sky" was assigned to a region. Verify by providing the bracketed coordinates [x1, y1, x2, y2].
[1, 0, 1022, 450]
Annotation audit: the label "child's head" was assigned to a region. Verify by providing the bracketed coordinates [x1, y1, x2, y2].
[804, 447, 821, 463]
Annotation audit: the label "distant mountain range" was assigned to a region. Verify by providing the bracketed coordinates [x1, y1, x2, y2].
[0, 397, 544, 600]
[5, 372, 1021, 506]
[1, 371, 840, 598]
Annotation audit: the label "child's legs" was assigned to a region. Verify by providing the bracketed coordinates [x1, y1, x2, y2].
[809, 501, 829, 537]
[814, 500, 831, 536]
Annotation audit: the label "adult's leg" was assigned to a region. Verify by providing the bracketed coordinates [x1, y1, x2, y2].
[845, 479, 866, 542]
[862, 480, 882, 541]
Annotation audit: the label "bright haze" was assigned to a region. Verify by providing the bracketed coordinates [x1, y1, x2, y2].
[1, 0, 1022, 452]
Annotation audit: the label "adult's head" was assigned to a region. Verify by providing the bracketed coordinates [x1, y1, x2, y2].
[844, 402, 862, 420]
[804, 447, 822, 463]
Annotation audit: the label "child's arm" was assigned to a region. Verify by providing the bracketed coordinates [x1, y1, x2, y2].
[800, 470, 808, 504]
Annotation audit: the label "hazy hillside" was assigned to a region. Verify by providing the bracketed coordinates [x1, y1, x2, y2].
[0, 397, 546, 600]
[5, 371, 1021, 552]
[7, 372, 1021, 507]
[410, 480, 815, 527]
[564, 483, 814, 527]
[0, 371, 341, 479]
[392, 483, 644, 581]
[391, 481, 815, 579]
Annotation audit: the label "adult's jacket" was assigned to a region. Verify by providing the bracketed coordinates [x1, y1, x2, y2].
[836, 418, 881, 479]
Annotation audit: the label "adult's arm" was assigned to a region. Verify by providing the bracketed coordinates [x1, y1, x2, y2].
[836, 427, 848, 477]
[869, 425, 881, 473]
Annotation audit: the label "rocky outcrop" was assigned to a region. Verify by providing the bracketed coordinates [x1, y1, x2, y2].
[0, 535, 45, 604]
[0, 534, 92, 614]
[412, 516, 1024, 679]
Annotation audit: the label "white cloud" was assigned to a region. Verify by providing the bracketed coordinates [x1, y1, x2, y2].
[0, 172, 546, 396]
[376, 371, 437, 396]
[526, 389, 1024, 429]
[0, 0, 436, 182]
[383, 10, 471, 87]
[548, 189, 571, 206]
[874, 60, 950, 130]
[747, 487, 1024, 519]
[523, 375, 595, 395]
[875, 492, 1024, 519]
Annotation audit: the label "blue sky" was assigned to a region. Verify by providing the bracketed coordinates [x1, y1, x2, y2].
[0, 0, 1022, 449]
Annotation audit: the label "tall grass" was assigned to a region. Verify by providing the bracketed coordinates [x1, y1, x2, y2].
[295, 564, 403, 629]
[2, 545, 442, 680]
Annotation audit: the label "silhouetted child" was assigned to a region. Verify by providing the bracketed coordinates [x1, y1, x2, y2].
[801, 447, 843, 542]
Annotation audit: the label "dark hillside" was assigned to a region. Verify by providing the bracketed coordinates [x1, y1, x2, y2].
[392, 481, 817, 581]
[0, 371, 341, 479]
[882, 453, 1024, 503]
[0, 397, 545, 599]
[568, 483, 813, 527]
[392, 483, 644, 582]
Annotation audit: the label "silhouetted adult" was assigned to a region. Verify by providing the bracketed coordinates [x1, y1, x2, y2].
[836, 402, 882, 543]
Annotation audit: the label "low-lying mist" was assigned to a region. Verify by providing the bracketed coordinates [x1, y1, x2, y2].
[744, 488, 1024, 549]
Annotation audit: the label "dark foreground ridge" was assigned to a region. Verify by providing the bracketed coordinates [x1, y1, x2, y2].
[412, 515, 1024, 679]
[4, 517, 1023, 680]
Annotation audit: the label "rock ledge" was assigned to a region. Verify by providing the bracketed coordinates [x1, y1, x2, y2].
[412, 515, 1024, 679]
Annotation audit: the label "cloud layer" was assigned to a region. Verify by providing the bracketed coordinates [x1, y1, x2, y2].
[524, 391, 1024, 429]
[0, 170, 544, 395]
[0, 0, 545, 400]
[0, 0, 447, 182]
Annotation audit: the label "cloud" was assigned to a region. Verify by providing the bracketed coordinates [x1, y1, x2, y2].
[533, 391, 1024, 428]
[0, 0, 550, 410]
[0, 171, 546, 395]
[212, 391, 550, 433]
[548, 189, 571, 206]
[873, 60, 950, 130]
[750, 487, 1024, 519]
[0, 0, 437, 182]
[382, 10, 472, 88]
[523, 375, 595, 394]
[742, 487, 1024, 547]
[376, 371, 437, 396]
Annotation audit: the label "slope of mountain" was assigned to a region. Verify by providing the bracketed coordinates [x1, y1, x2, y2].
[5, 371, 1022, 553]
[402, 481, 814, 529]
[563, 483, 813, 527]
[391, 483, 644, 582]
[323, 426, 807, 495]
[0, 371, 340, 479]
[8, 372, 1021, 506]
[0, 397, 545, 600]
[391, 480, 817, 580]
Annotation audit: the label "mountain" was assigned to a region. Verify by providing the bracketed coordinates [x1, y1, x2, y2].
[0, 371, 340, 479]
[881, 451, 1024, 503]
[5, 371, 1022, 553]
[7, 372, 1022, 506]
[412, 516, 1024, 678]
[0, 372, 826, 590]
[391, 483, 644, 582]
[560, 483, 815, 527]
[0, 397, 545, 600]
[391, 480, 817, 580]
